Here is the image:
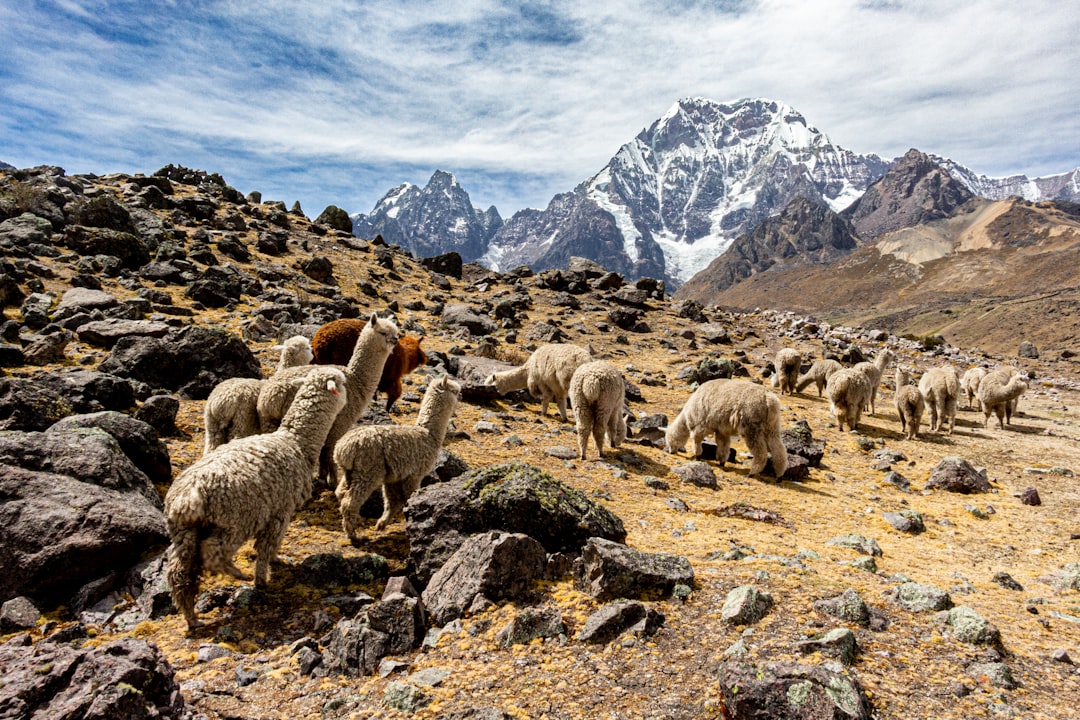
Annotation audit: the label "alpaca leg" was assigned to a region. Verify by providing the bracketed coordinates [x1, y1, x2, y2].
[385, 378, 403, 412]
[691, 429, 706, 459]
[766, 431, 788, 478]
[714, 432, 730, 469]
[557, 395, 570, 422]
[337, 469, 384, 542]
[744, 428, 769, 476]
[166, 528, 204, 630]
[201, 532, 250, 581]
[539, 393, 551, 417]
[850, 403, 862, 431]
[995, 405, 1006, 430]
[592, 413, 607, 458]
[377, 480, 408, 531]
[253, 517, 289, 588]
[575, 405, 593, 460]
[945, 398, 956, 434]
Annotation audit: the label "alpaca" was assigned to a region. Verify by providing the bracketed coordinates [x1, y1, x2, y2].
[960, 367, 988, 411]
[795, 358, 843, 397]
[377, 335, 427, 411]
[665, 379, 787, 477]
[202, 335, 313, 453]
[257, 312, 399, 483]
[334, 375, 461, 541]
[977, 366, 1028, 429]
[487, 343, 592, 421]
[771, 348, 802, 395]
[165, 367, 348, 630]
[918, 365, 960, 434]
[568, 360, 627, 460]
[894, 367, 925, 440]
[853, 348, 894, 415]
[826, 368, 873, 432]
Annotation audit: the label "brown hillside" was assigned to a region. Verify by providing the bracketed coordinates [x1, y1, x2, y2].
[3, 167, 1080, 719]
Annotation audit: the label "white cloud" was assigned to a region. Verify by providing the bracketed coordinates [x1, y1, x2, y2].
[0, 0, 1077, 215]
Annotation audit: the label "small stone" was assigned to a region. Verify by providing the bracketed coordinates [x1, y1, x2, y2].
[235, 665, 261, 687]
[197, 644, 232, 663]
[545, 446, 578, 460]
[1018, 487, 1042, 506]
[409, 668, 451, 687]
[672, 461, 718, 489]
[795, 627, 858, 665]
[384, 682, 432, 713]
[644, 476, 669, 491]
[883, 510, 925, 534]
[720, 585, 773, 625]
[991, 572, 1024, 591]
[968, 661, 1017, 690]
[826, 534, 883, 557]
[1051, 649, 1073, 665]
[378, 659, 410, 677]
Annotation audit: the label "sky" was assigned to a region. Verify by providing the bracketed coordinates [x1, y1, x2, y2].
[1, 1, 1077, 219]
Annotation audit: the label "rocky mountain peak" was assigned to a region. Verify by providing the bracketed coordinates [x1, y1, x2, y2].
[842, 148, 974, 239]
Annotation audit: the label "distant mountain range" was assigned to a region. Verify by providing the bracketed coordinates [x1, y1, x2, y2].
[350, 97, 1080, 288]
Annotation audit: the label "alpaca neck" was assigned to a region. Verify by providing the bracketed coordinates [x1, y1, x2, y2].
[494, 365, 529, 393]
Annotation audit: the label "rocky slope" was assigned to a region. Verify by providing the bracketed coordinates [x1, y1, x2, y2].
[2, 163, 1080, 720]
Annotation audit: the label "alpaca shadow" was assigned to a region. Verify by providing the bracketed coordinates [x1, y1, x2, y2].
[609, 446, 673, 477]
[779, 479, 834, 497]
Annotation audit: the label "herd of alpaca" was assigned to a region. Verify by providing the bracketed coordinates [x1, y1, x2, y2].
[166, 309, 1032, 631]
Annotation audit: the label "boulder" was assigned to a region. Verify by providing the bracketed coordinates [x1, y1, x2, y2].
[405, 463, 626, 584]
[0, 637, 185, 719]
[813, 589, 871, 626]
[576, 600, 664, 644]
[48, 411, 172, 486]
[721, 585, 774, 625]
[420, 252, 463, 279]
[76, 318, 172, 348]
[495, 606, 567, 647]
[441, 303, 496, 336]
[717, 660, 873, 720]
[0, 371, 137, 431]
[573, 537, 694, 601]
[421, 531, 547, 626]
[886, 582, 952, 612]
[925, 457, 991, 494]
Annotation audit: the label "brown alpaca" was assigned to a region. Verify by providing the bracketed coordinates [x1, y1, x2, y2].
[312, 318, 426, 410]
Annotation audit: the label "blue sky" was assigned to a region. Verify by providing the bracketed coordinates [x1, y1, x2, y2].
[1, 1, 1077, 218]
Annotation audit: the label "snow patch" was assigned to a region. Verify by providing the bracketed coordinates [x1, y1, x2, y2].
[588, 169, 641, 263]
[654, 230, 736, 284]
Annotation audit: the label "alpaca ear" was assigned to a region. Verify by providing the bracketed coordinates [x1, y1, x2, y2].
[369, 311, 379, 327]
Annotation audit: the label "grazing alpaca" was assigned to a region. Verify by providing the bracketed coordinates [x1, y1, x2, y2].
[894, 367, 925, 440]
[960, 367, 988, 411]
[334, 376, 461, 540]
[486, 343, 592, 421]
[165, 367, 348, 630]
[796, 358, 843, 397]
[770, 348, 802, 395]
[853, 348, 894, 415]
[918, 365, 960, 434]
[665, 379, 787, 478]
[311, 317, 427, 411]
[826, 368, 873, 432]
[569, 360, 627, 460]
[977, 366, 1028, 429]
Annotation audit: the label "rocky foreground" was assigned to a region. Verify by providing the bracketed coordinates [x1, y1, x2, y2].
[1, 164, 1079, 720]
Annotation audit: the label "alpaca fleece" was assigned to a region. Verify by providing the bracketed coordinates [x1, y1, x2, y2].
[853, 348, 894, 415]
[894, 367, 925, 440]
[771, 348, 802, 396]
[334, 375, 461, 541]
[257, 313, 399, 483]
[960, 367, 988, 411]
[203, 335, 314, 453]
[796, 358, 843, 397]
[665, 379, 787, 477]
[488, 343, 592, 421]
[977, 366, 1028, 429]
[569, 360, 627, 460]
[165, 367, 348, 630]
[918, 365, 960, 434]
[312, 318, 426, 411]
[827, 368, 873, 432]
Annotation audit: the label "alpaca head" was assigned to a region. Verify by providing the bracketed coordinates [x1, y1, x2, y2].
[366, 312, 400, 355]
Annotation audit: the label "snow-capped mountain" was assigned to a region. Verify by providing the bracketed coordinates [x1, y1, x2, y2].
[480, 98, 890, 286]
[351, 170, 501, 261]
[932, 156, 1080, 203]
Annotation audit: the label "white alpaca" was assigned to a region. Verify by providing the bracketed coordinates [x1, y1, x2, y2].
[770, 348, 802, 395]
[334, 376, 461, 541]
[486, 343, 592, 421]
[165, 367, 348, 630]
[569, 360, 627, 460]
[894, 367, 925, 440]
[918, 365, 960, 434]
[826, 368, 873, 432]
[257, 312, 399, 483]
[795, 358, 843, 397]
[203, 335, 313, 454]
[665, 379, 787, 477]
[960, 367, 988, 411]
[977, 366, 1028, 429]
[853, 348, 894, 415]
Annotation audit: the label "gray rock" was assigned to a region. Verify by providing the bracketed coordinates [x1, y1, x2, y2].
[294, 553, 389, 589]
[796, 628, 858, 665]
[883, 471, 910, 492]
[1018, 486, 1041, 506]
[883, 509, 925, 534]
[813, 589, 871, 626]
[409, 667, 452, 687]
[0, 596, 41, 632]
[0, 638, 184, 719]
[544, 445, 578, 460]
[53, 287, 119, 317]
[935, 605, 1001, 645]
[495, 606, 566, 647]
[1018, 341, 1039, 359]
[0, 371, 137, 431]
[991, 572, 1024, 591]
[21, 330, 72, 365]
[197, 644, 232, 663]
[576, 600, 664, 644]
[76, 318, 172, 348]
[384, 682, 432, 713]
[721, 585, 774, 625]
[925, 456, 991, 494]
[782, 420, 825, 467]
[573, 537, 694, 601]
[405, 463, 625, 584]
[672, 461, 718, 489]
[717, 660, 873, 719]
[887, 582, 953, 612]
[826, 534, 883, 557]
[441, 303, 496, 336]
[968, 661, 1017, 689]
[422, 531, 547, 626]
[1038, 563, 1080, 592]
